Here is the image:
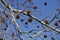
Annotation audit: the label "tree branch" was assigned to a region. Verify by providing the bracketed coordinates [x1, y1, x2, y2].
[28, 30, 44, 40]
[1, 0, 60, 34]
[0, 0, 24, 40]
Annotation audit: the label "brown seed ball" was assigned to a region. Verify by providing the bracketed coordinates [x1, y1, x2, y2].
[33, 6, 37, 9]
[44, 34, 47, 38]
[28, 18, 32, 22]
[44, 2, 47, 5]
[25, 22, 28, 25]
[44, 20, 49, 24]
[37, 26, 40, 28]
[4, 28, 7, 30]
[20, 18, 24, 22]
[54, 22, 58, 26]
[16, 15, 20, 19]
[25, 10, 31, 15]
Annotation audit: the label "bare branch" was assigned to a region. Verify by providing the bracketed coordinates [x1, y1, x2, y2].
[10, 9, 24, 40]
[32, 30, 44, 38]
[1, 0, 60, 34]
[49, 13, 60, 24]
[28, 30, 45, 40]
[0, 0, 24, 40]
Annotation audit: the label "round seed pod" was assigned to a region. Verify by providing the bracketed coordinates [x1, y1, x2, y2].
[28, 17, 32, 22]
[54, 22, 58, 26]
[44, 20, 49, 24]
[33, 6, 37, 9]
[25, 22, 28, 25]
[16, 15, 20, 19]
[44, 34, 47, 38]
[44, 2, 47, 5]
[25, 10, 31, 15]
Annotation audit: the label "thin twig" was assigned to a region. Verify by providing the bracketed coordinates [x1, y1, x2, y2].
[1, 0, 60, 34]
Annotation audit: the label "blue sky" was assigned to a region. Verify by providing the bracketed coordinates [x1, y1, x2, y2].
[0, 0, 60, 40]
